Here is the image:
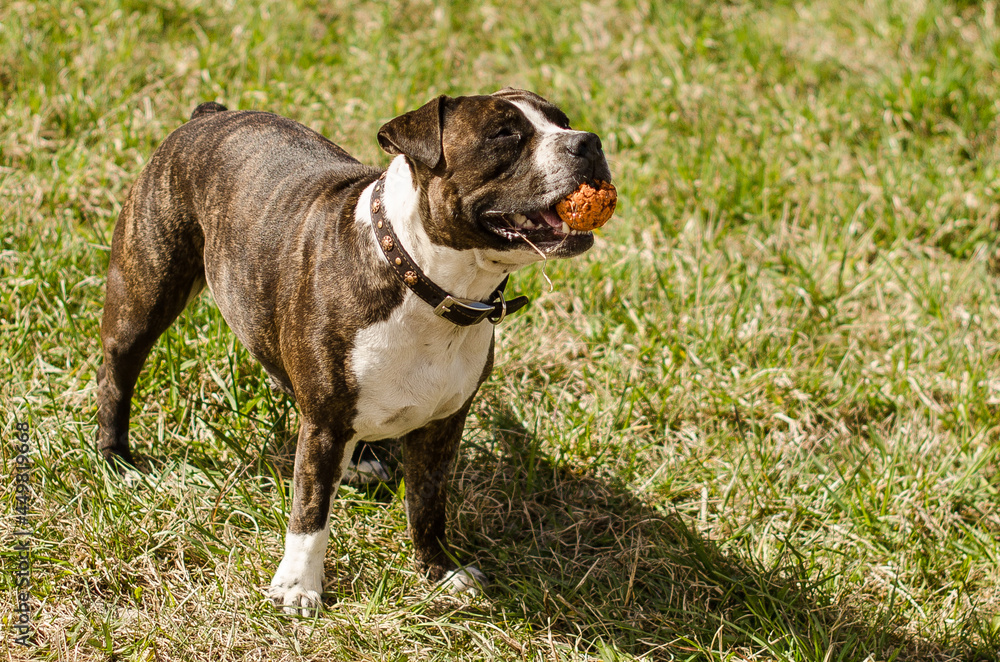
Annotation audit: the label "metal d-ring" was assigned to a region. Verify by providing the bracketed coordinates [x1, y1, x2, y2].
[488, 290, 507, 325]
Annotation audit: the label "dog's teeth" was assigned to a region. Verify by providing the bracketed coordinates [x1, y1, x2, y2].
[561, 221, 570, 234]
[510, 213, 529, 228]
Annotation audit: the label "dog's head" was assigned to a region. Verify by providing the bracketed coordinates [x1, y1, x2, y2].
[377, 88, 612, 268]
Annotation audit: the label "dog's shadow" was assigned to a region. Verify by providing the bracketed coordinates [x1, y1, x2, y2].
[444, 402, 993, 661]
[182, 364, 992, 660]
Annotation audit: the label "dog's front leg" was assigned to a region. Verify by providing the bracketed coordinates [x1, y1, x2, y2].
[268, 418, 356, 615]
[402, 401, 487, 594]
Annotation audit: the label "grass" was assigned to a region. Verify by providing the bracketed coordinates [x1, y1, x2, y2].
[2, 0, 1000, 659]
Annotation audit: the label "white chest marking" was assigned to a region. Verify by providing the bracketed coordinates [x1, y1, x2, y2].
[347, 158, 502, 440]
[349, 297, 492, 440]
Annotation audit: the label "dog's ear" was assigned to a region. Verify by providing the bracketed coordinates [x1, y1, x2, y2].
[377, 95, 447, 169]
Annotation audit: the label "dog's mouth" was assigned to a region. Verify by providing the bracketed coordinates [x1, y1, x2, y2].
[480, 205, 592, 251]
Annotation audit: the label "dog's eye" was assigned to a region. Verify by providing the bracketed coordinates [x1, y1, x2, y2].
[488, 127, 518, 141]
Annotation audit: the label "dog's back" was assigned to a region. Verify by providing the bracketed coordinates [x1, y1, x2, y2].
[96, 104, 384, 464]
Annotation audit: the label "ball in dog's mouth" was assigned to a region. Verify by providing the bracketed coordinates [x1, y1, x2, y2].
[554, 180, 617, 232]
[487, 181, 617, 242]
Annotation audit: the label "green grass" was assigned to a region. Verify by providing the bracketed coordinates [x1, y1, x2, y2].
[3, 0, 1000, 659]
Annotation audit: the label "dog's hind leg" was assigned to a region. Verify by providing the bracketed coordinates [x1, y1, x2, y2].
[343, 440, 393, 485]
[96, 179, 205, 469]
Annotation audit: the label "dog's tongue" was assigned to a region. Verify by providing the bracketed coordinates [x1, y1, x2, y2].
[540, 207, 563, 230]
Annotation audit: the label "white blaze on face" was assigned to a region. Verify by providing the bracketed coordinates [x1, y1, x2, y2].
[508, 99, 590, 174]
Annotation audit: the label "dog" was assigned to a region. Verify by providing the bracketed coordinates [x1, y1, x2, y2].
[95, 88, 612, 614]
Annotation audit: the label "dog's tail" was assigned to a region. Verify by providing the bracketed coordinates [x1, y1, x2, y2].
[190, 101, 228, 120]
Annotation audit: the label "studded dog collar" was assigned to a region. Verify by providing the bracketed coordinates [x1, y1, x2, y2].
[369, 172, 530, 326]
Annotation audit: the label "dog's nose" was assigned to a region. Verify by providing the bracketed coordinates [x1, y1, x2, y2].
[565, 132, 603, 160]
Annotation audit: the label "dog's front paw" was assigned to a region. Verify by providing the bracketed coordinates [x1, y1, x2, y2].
[268, 532, 327, 616]
[267, 581, 323, 616]
[439, 566, 488, 596]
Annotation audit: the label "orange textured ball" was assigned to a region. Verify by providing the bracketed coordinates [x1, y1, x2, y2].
[555, 180, 617, 231]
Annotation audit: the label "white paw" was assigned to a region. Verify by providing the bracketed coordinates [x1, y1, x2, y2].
[267, 581, 323, 616]
[440, 566, 488, 596]
[268, 530, 328, 615]
[342, 458, 391, 484]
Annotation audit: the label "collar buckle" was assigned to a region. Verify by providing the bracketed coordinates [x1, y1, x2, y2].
[434, 296, 495, 325]
[488, 290, 507, 325]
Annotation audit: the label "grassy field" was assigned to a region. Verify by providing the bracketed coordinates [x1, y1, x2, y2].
[3, 0, 1000, 659]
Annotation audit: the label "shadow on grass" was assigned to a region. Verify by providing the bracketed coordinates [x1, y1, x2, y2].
[447, 402, 998, 662]
[168, 372, 996, 661]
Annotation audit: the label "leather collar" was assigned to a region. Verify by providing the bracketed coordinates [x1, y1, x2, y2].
[369, 172, 530, 326]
